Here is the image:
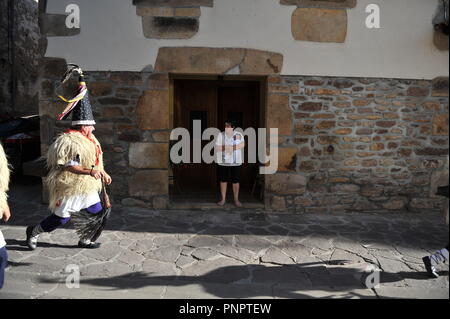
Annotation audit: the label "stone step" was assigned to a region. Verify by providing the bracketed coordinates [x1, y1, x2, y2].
[169, 201, 265, 211]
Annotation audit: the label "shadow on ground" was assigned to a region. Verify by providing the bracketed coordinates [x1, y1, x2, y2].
[37, 263, 448, 299]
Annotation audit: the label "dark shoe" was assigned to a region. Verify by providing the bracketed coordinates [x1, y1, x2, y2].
[422, 256, 439, 278]
[26, 226, 38, 250]
[78, 241, 101, 249]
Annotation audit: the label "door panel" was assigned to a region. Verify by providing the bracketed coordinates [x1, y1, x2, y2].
[173, 79, 260, 195]
[174, 80, 217, 191]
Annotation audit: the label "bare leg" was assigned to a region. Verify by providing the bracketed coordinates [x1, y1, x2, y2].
[233, 183, 242, 207]
[217, 182, 227, 206]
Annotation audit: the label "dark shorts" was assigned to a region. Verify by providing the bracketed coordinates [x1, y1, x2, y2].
[218, 165, 241, 184]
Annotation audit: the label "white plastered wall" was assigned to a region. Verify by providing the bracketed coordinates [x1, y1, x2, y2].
[46, 0, 449, 79]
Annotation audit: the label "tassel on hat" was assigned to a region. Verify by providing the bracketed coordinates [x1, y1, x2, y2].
[57, 64, 96, 126]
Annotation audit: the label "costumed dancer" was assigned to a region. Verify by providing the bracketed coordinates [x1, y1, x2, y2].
[0, 142, 11, 289]
[26, 64, 112, 250]
[422, 185, 449, 278]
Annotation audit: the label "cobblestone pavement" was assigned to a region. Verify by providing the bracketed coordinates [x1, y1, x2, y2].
[0, 179, 448, 299]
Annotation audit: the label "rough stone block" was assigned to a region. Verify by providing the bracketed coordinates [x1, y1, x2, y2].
[110, 72, 144, 86]
[133, 0, 213, 7]
[148, 73, 170, 89]
[432, 77, 449, 97]
[361, 186, 384, 197]
[41, 14, 80, 37]
[142, 16, 199, 39]
[333, 79, 354, 88]
[154, 47, 283, 75]
[330, 184, 360, 193]
[292, 8, 347, 43]
[152, 131, 171, 142]
[407, 87, 430, 97]
[278, 148, 298, 172]
[39, 57, 67, 79]
[410, 198, 434, 210]
[432, 113, 449, 136]
[295, 123, 314, 135]
[153, 196, 169, 209]
[137, 7, 173, 17]
[129, 143, 169, 169]
[280, 0, 356, 9]
[267, 94, 292, 136]
[121, 198, 150, 208]
[414, 148, 449, 156]
[156, 47, 244, 73]
[299, 102, 322, 112]
[268, 173, 307, 195]
[240, 50, 284, 74]
[137, 90, 170, 130]
[300, 161, 317, 172]
[334, 128, 352, 135]
[89, 82, 113, 97]
[137, 7, 201, 17]
[317, 135, 340, 145]
[433, 30, 449, 51]
[39, 100, 65, 117]
[316, 121, 336, 129]
[129, 170, 168, 197]
[430, 169, 449, 198]
[271, 196, 287, 211]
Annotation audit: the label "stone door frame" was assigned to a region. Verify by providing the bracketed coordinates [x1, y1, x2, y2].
[136, 47, 286, 209]
[169, 74, 268, 207]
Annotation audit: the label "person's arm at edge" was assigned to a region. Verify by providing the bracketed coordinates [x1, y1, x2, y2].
[65, 166, 112, 185]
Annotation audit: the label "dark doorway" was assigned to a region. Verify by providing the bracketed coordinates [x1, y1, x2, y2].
[171, 77, 265, 207]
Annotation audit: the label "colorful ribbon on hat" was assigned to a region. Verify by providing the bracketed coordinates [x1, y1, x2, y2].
[56, 83, 88, 121]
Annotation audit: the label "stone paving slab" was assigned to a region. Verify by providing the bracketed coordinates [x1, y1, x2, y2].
[0, 181, 449, 299]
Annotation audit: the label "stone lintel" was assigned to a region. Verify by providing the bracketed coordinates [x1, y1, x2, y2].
[137, 7, 201, 17]
[133, 0, 213, 8]
[154, 47, 283, 75]
[280, 0, 356, 9]
[142, 16, 199, 39]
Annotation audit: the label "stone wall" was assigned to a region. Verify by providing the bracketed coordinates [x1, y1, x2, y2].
[38, 54, 449, 214]
[267, 75, 449, 213]
[0, 0, 41, 118]
[281, 0, 356, 43]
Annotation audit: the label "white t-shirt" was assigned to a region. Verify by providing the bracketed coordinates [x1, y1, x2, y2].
[215, 131, 244, 166]
[0, 230, 5, 249]
[52, 156, 101, 218]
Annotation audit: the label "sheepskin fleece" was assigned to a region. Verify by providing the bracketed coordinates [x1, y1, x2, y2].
[0, 143, 10, 218]
[46, 131, 104, 211]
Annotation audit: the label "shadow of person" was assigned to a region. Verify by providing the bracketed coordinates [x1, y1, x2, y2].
[37, 262, 413, 299]
[5, 239, 78, 251]
[378, 270, 449, 282]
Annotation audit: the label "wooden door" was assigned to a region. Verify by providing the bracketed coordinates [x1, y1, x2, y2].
[173, 79, 260, 194]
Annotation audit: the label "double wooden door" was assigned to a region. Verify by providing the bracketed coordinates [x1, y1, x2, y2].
[173, 79, 260, 193]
